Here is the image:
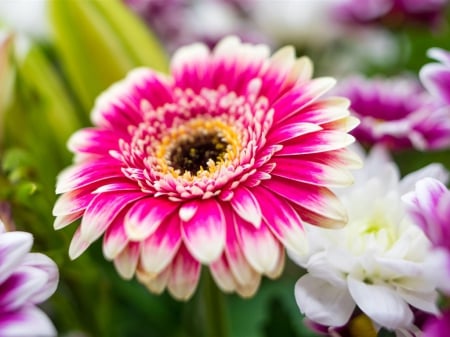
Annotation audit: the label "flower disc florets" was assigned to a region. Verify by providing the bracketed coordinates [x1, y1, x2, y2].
[53, 36, 360, 300]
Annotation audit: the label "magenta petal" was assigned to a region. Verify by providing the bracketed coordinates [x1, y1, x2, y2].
[272, 157, 354, 187]
[80, 191, 144, 243]
[102, 212, 129, 260]
[254, 187, 308, 255]
[179, 201, 199, 222]
[52, 188, 96, 216]
[0, 267, 47, 311]
[420, 64, 450, 104]
[267, 122, 322, 144]
[55, 161, 123, 194]
[230, 187, 262, 228]
[53, 211, 83, 230]
[263, 176, 347, 227]
[277, 130, 355, 156]
[181, 199, 226, 264]
[68, 227, 91, 260]
[224, 211, 258, 286]
[140, 213, 182, 275]
[0, 306, 56, 337]
[125, 197, 178, 241]
[0, 232, 33, 284]
[67, 128, 123, 155]
[167, 245, 201, 300]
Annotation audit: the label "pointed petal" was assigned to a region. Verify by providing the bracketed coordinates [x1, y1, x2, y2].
[125, 197, 178, 241]
[113, 242, 140, 280]
[210, 255, 237, 293]
[181, 199, 226, 264]
[137, 266, 171, 295]
[68, 227, 91, 260]
[141, 213, 182, 275]
[167, 246, 201, 300]
[0, 232, 33, 284]
[80, 191, 144, 243]
[348, 276, 413, 329]
[52, 189, 96, 216]
[235, 215, 281, 274]
[0, 307, 56, 337]
[295, 275, 355, 327]
[267, 122, 322, 144]
[102, 213, 129, 260]
[272, 157, 354, 187]
[53, 211, 83, 230]
[263, 176, 347, 227]
[255, 187, 307, 255]
[230, 187, 262, 228]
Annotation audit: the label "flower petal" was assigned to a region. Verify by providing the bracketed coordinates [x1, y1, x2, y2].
[102, 212, 129, 260]
[0, 306, 56, 337]
[167, 245, 201, 300]
[210, 255, 237, 293]
[181, 199, 226, 264]
[113, 242, 140, 280]
[140, 213, 182, 275]
[230, 187, 262, 228]
[125, 197, 178, 241]
[348, 276, 413, 329]
[0, 232, 33, 284]
[235, 215, 281, 274]
[255, 187, 308, 256]
[295, 274, 355, 327]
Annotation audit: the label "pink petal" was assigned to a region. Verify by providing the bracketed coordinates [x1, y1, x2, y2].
[167, 245, 201, 300]
[52, 189, 96, 216]
[224, 210, 259, 286]
[420, 63, 450, 104]
[53, 211, 83, 230]
[181, 199, 226, 264]
[272, 157, 354, 187]
[263, 176, 347, 227]
[178, 200, 199, 222]
[276, 130, 355, 156]
[125, 197, 179, 241]
[102, 212, 129, 260]
[235, 215, 282, 274]
[67, 128, 123, 155]
[80, 191, 144, 243]
[267, 122, 322, 144]
[140, 213, 182, 275]
[68, 227, 91, 260]
[0, 306, 56, 337]
[230, 187, 262, 228]
[0, 232, 33, 284]
[254, 187, 308, 255]
[55, 161, 124, 194]
[113, 242, 140, 280]
[210, 254, 237, 293]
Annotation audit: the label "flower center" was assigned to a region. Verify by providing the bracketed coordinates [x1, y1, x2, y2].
[168, 133, 229, 175]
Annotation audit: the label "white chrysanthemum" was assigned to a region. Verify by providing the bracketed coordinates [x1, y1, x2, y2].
[292, 145, 449, 332]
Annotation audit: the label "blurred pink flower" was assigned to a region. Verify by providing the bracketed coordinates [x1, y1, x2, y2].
[420, 48, 450, 105]
[53, 36, 360, 300]
[0, 220, 58, 336]
[335, 75, 450, 151]
[334, 0, 448, 28]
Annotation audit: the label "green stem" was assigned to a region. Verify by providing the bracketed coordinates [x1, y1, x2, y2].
[200, 270, 230, 337]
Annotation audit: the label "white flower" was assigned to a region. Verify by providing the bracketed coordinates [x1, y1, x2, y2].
[293, 145, 448, 332]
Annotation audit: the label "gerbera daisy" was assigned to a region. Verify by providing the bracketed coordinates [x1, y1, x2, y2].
[53, 36, 360, 300]
[0, 219, 58, 336]
[334, 75, 450, 151]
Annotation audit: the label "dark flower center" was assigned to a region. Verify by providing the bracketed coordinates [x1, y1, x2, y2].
[169, 133, 229, 174]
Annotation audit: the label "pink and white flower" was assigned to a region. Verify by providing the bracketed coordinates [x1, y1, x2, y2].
[334, 75, 450, 150]
[53, 36, 360, 300]
[0, 220, 58, 337]
[420, 48, 450, 106]
[293, 145, 448, 333]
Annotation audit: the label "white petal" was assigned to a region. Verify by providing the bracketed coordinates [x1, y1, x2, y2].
[295, 275, 355, 327]
[348, 277, 413, 330]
